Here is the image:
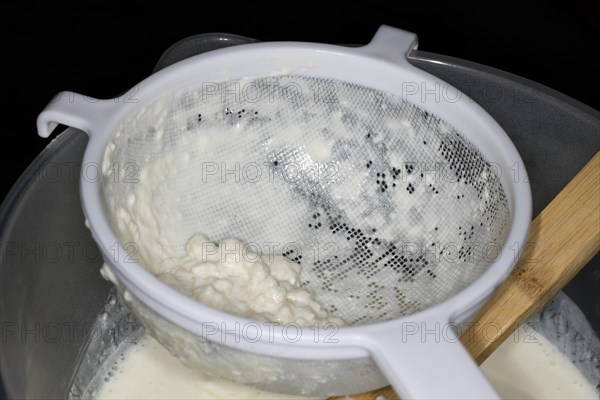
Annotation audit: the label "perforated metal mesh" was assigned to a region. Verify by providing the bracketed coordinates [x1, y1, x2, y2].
[102, 75, 510, 325]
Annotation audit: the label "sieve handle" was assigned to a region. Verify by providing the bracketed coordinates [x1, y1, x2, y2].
[362, 324, 500, 399]
[37, 91, 116, 138]
[359, 25, 419, 66]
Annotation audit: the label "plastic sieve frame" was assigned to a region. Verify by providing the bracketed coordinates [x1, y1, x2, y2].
[37, 26, 531, 399]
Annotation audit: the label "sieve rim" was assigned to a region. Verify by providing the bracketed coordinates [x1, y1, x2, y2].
[68, 36, 532, 358]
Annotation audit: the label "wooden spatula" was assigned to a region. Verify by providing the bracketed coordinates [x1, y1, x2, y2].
[330, 151, 600, 400]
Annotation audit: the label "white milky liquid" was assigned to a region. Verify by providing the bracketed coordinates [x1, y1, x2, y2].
[96, 326, 597, 400]
[480, 326, 598, 399]
[95, 333, 321, 400]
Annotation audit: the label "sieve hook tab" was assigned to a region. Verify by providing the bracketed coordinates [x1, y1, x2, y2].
[359, 25, 419, 66]
[37, 91, 116, 138]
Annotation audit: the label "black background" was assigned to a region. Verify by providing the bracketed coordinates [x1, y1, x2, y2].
[1, 2, 599, 398]
[2, 1, 598, 201]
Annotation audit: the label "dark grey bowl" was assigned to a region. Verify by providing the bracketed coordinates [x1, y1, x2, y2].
[1, 34, 598, 399]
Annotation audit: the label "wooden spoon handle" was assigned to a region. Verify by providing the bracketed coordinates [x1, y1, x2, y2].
[462, 151, 600, 363]
[330, 152, 600, 400]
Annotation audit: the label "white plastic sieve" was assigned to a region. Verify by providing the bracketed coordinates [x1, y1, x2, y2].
[37, 26, 531, 399]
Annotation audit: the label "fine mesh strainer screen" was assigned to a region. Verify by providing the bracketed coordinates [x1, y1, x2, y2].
[101, 75, 510, 325]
